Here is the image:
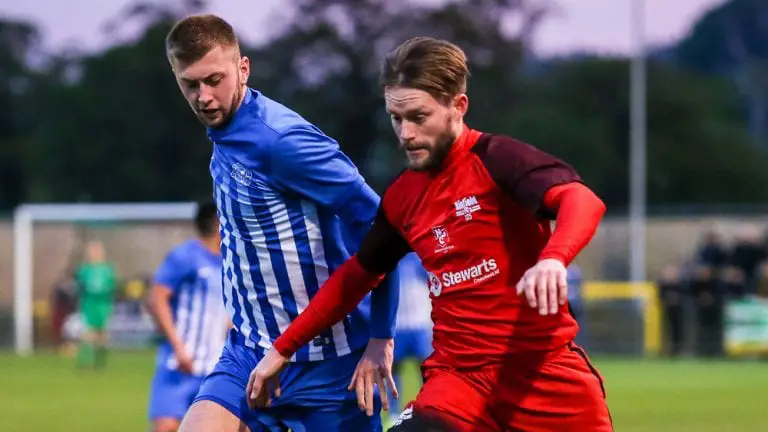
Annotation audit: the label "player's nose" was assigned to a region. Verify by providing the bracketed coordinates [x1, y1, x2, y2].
[399, 123, 418, 142]
[197, 84, 216, 105]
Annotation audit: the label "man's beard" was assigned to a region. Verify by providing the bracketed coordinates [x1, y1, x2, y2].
[202, 78, 243, 129]
[407, 129, 457, 171]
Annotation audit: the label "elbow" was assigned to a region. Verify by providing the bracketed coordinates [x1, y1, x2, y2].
[144, 289, 159, 314]
[591, 190, 607, 219]
[143, 295, 155, 314]
[557, 183, 606, 214]
[570, 183, 605, 215]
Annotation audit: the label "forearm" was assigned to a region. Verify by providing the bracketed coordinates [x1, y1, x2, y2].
[539, 183, 606, 266]
[369, 271, 399, 339]
[147, 296, 185, 352]
[273, 255, 385, 357]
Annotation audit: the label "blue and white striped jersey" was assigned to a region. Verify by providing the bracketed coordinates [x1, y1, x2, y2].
[153, 239, 227, 376]
[208, 88, 398, 363]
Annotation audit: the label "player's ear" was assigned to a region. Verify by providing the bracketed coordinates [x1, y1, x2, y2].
[239, 56, 250, 82]
[453, 94, 469, 118]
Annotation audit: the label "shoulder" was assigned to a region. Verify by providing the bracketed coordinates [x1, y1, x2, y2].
[471, 133, 577, 180]
[471, 133, 547, 162]
[166, 239, 198, 263]
[248, 94, 339, 161]
[381, 169, 427, 222]
[258, 93, 313, 131]
[381, 170, 411, 207]
[251, 91, 332, 146]
[216, 90, 323, 150]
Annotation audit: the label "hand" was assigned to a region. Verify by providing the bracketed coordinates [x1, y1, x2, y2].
[516, 258, 568, 316]
[246, 348, 288, 410]
[174, 348, 195, 374]
[348, 338, 398, 416]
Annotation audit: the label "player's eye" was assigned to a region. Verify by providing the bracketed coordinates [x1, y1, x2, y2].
[205, 76, 222, 87]
[184, 80, 200, 90]
[390, 115, 402, 124]
[410, 113, 427, 124]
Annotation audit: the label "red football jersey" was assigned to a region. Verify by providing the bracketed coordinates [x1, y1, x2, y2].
[369, 126, 582, 369]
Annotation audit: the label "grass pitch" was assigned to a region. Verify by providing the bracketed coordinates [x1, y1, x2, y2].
[0, 351, 765, 431]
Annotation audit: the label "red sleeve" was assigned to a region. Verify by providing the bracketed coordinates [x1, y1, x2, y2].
[539, 183, 605, 265]
[471, 134, 581, 218]
[471, 134, 604, 265]
[272, 208, 410, 358]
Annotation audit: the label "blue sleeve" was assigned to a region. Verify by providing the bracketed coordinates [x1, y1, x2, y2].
[270, 126, 399, 338]
[153, 248, 187, 294]
[270, 126, 379, 244]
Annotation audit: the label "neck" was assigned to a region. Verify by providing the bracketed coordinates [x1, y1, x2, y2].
[234, 85, 248, 112]
[199, 236, 220, 255]
[451, 120, 465, 141]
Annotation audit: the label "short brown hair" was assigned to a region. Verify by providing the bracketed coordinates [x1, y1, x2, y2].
[380, 37, 470, 98]
[166, 14, 239, 64]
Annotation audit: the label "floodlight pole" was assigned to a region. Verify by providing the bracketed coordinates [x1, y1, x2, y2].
[629, 0, 647, 283]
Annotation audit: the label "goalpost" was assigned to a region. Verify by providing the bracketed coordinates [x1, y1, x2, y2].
[12, 202, 198, 356]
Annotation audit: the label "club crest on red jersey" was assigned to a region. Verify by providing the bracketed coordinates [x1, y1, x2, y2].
[431, 225, 454, 254]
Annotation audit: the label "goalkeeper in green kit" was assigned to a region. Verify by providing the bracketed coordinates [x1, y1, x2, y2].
[75, 240, 118, 369]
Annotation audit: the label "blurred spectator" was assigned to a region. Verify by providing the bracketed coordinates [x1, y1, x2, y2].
[658, 265, 685, 357]
[691, 265, 723, 357]
[729, 230, 766, 295]
[755, 263, 768, 298]
[697, 231, 727, 269]
[722, 265, 747, 299]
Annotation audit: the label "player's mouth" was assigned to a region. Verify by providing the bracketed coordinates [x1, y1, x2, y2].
[199, 108, 220, 118]
[405, 148, 429, 158]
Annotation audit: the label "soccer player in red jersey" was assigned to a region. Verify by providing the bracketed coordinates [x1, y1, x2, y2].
[247, 37, 613, 432]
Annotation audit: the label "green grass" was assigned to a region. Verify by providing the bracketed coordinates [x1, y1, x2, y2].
[0, 351, 765, 431]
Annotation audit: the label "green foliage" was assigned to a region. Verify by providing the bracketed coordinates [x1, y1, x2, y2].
[1, 0, 768, 210]
[510, 57, 768, 206]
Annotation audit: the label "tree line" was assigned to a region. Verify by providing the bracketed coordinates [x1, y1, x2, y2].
[2, 0, 768, 213]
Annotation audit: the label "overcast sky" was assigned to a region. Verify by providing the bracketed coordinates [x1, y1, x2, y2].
[0, 0, 725, 55]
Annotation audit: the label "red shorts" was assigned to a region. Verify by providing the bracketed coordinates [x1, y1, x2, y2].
[398, 343, 612, 432]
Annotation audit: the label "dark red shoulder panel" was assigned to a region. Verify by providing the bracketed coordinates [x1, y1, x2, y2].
[471, 134, 581, 218]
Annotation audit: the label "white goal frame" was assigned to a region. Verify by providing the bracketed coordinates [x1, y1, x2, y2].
[12, 202, 198, 355]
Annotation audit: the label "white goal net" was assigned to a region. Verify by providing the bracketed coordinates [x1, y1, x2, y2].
[10, 202, 198, 355]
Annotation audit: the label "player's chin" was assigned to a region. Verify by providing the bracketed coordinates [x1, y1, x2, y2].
[197, 112, 224, 128]
[406, 154, 433, 171]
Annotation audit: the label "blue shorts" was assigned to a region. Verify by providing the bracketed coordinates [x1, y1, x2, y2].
[194, 330, 382, 432]
[148, 367, 205, 421]
[394, 329, 432, 364]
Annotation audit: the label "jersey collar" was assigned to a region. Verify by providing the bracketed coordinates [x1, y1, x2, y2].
[437, 124, 483, 171]
[207, 87, 256, 140]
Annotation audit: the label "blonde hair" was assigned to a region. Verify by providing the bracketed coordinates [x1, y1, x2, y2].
[380, 37, 470, 98]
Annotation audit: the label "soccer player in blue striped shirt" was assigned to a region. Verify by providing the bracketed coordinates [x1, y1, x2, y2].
[146, 202, 230, 432]
[165, 14, 400, 432]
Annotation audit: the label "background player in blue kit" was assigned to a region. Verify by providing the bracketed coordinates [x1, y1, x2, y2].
[165, 14, 400, 432]
[387, 253, 433, 426]
[567, 263, 588, 346]
[145, 202, 230, 432]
